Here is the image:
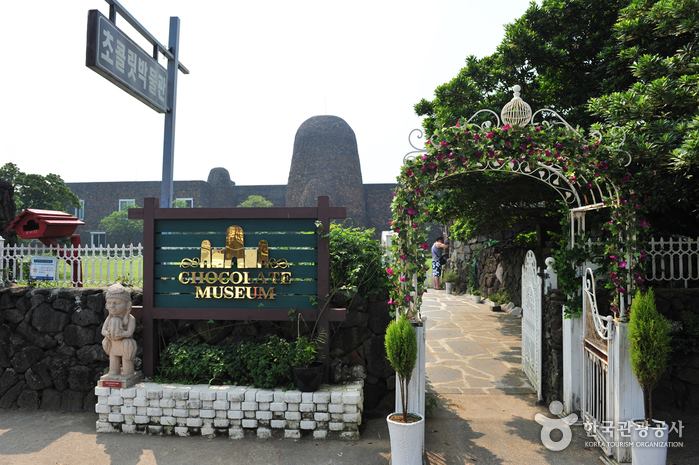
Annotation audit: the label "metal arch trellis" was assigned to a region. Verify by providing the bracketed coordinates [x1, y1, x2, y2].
[404, 85, 627, 244]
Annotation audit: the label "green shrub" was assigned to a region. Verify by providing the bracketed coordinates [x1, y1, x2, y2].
[489, 289, 511, 305]
[158, 335, 316, 389]
[329, 224, 387, 297]
[442, 269, 458, 283]
[157, 341, 237, 385]
[385, 315, 417, 421]
[291, 336, 317, 368]
[629, 289, 671, 422]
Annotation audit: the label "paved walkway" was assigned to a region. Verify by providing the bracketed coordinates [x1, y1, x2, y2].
[423, 291, 601, 465]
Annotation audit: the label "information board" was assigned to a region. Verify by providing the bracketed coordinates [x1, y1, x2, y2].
[29, 257, 57, 281]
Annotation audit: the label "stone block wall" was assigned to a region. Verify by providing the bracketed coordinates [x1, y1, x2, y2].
[95, 382, 363, 440]
[0, 287, 141, 411]
[654, 288, 699, 410]
[0, 287, 391, 414]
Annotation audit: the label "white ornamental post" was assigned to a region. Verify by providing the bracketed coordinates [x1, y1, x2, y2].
[0, 235, 5, 285]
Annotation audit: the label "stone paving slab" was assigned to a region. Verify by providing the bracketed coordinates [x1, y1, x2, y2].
[423, 291, 600, 464]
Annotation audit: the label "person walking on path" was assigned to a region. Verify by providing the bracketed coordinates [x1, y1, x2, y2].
[431, 236, 449, 290]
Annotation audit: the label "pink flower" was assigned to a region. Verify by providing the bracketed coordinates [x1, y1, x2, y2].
[387, 299, 395, 306]
[502, 124, 512, 132]
[421, 154, 427, 161]
[386, 267, 394, 276]
[406, 208, 417, 216]
[609, 255, 618, 261]
[404, 295, 412, 303]
[440, 140, 448, 147]
[639, 219, 651, 229]
[619, 260, 627, 269]
[406, 168, 414, 177]
[473, 133, 481, 141]
[399, 275, 407, 282]
[400, 254, 407, 261]
[455, 120, 461, 128]
[486, 132, 495, 140]
[420, 242, 429, 250]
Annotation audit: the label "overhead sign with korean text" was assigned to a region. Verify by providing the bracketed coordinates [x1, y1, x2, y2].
[86, 9, 168, 112]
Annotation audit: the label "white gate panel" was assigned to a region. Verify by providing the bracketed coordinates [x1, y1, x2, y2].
[521, 250, 542, 400]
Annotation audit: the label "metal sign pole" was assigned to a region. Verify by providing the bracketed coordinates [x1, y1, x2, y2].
[160, 17, 180, 209]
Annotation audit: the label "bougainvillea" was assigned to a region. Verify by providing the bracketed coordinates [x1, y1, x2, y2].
[388, 120, 645, 319]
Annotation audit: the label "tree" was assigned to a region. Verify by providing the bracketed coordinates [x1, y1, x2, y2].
[237, 195, 273, 208]
[0, 163, 79, 212]
[588, 0, 699, 234]
[99, 210, 143, 245]
[415, 0, 630, 135]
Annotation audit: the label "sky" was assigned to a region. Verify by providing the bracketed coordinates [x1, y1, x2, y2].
[0, 0, 532, 186]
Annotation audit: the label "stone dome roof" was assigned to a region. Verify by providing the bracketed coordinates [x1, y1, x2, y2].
[207, 167, 234, 186]
[286, 116, 366, 223]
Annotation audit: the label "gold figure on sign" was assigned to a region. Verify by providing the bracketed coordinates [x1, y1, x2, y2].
[225, 225, 245, 268]
[257, 240, 269, 268]
[200, 240, 212, 268]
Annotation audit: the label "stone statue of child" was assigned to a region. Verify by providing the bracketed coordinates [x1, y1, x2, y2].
[101, 283, 137, 377]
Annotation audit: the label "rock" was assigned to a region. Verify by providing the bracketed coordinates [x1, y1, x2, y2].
[11, 346, 44, 373]
[2, 308, 25, 324]
[0, 380, 25, 408]
[342, 311, 369, 328]
[678, 367, 699, 386]
[49, 360, 70, 391]
[67, 366, 91, 392]
[29, 291, 46, 309]
[31, 303, 70, 333]
[71, 307, 102, 327]
[365, 335, 392, 378]
[60, 390, 84, 412]
[76, 344, 107, 364]
[0, 344, 9, 368]
[52, 298, 74, 313]
[16, 389, 39, 409]
[510, 307, 523, 317]
[64, 325, 97, 347]
[16, 322, 56, 349]
[15, 297, 29, 313]
[367, 301, 391, 334]
[0, 368, 19, 397]
[0, 292, 13, 310]
[25, 363, 53, 390]
[41, 388, 62, 410]
[86, 293, 105, 314]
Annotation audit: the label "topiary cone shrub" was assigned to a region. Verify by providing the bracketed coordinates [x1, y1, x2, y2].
[385, 314, 418, 422]
[628, 288, 671, 423]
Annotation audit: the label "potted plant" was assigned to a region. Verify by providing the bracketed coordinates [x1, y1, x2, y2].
[628, 288, 672, 465]
[291, 336, 324, 392]
[385, 314, 423, 465]
[442, 269, 457, 295]
[468, 287, 482, 303]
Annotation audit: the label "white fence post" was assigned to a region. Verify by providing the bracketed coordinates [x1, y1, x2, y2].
[609, 321, 644, 462]
[562, 308, 583, 414]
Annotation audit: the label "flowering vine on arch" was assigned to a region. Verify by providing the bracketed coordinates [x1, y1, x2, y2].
[388, 91, 646, 321]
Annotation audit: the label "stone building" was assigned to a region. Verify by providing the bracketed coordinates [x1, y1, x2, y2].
[67, 116, 395, 244]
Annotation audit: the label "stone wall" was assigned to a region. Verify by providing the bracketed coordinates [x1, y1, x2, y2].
[447, 238, 527, 305]
[95, 382, 363, 440]
[0, 287, 392, 414]
[0, 287, 141, 411]
[654, 288, 699, 410]
[542, 291, 564, 404]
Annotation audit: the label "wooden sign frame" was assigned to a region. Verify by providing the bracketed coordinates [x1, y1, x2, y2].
[129, 196, 346, 376]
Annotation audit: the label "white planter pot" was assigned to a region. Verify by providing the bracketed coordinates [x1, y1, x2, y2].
[631, 420, 668, 465]
[445, 283, 453, 294]
[469, 295, 482, 303]
[387, 412, 424, 465]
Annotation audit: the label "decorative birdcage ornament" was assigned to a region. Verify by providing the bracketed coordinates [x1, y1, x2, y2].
[500, 85, 532, 127]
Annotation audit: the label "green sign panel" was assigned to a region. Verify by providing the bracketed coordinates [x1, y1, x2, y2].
[153, 219, 317, 308]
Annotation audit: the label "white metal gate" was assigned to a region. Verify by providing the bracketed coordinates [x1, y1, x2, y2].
[521, 250, 542, 400]
[581, 267, 614, 456]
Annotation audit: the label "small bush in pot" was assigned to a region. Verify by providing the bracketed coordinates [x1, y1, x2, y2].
[291, 336, 324, 392]
[385, 314, 423, 465]
[628, 288, 672, 465]
[442, 269, 457, 294]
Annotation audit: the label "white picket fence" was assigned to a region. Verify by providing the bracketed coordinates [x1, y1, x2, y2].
[646, 237, 699, 287]
[0, 236, 143, 287]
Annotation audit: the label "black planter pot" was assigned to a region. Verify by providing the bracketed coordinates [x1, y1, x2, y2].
[293, 362, 324, 392]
